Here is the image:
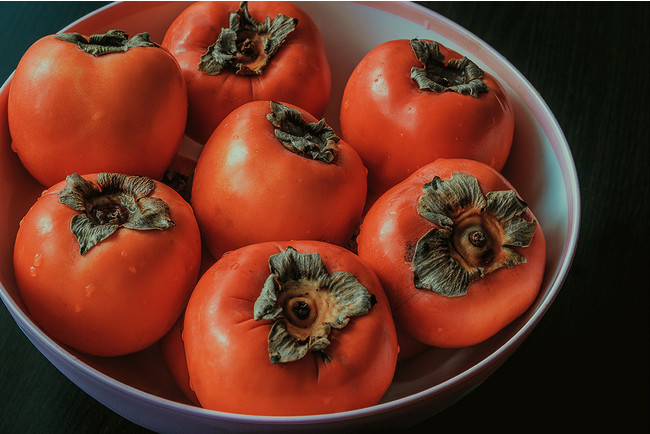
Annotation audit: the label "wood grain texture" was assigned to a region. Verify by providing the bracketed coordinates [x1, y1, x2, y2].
[0, 2, 648, 432]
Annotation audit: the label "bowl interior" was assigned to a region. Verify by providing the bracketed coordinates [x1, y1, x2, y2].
[0, 1, 579, 431]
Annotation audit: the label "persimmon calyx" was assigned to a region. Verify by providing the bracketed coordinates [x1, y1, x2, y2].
[58, 173, 174, 255]
[199, 1, 297, 76]
[412, 172, 537, 297]
[410, 39, 487, 98]
[55, 29, 157, 56]
[267, 101, 339, 163]
[253, 246, 376, 364]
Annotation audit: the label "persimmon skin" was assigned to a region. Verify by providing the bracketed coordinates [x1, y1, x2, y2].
[183, 240, 398, 416]
[357, 159, 546, 348]
[13, 174, 202, 357]
[8, 34, 187, 187]
[160, 315, 200, 406]
[162, 1, 331, 144]
[190, 100, 367, 260]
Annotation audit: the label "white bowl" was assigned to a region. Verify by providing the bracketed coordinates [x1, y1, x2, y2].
[0, 1, 580, 432]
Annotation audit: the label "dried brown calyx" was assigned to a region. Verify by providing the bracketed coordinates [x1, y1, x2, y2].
[410, 38, 487, 98]
[199, 1, 298, 76]
[58, 173, 174, 255]
[412, 172, 537, 297]
[55, 29, 158, 56]
[253, 246, 376, 363]
[267, 101, 339, 163]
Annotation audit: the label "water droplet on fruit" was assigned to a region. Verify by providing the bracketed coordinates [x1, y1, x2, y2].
[33, 253, 42, 267]
[129, 266, 137, 273]
[29, 266, 37, 277]
[231, 263, 240, 270]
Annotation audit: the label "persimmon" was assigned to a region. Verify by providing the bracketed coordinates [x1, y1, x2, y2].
[357, 159, 546, 348]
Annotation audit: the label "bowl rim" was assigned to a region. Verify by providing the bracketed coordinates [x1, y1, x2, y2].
[0, 0, 581, 425]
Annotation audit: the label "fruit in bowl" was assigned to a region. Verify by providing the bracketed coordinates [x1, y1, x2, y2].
[0, 2, 579, 432]
[162, 1, 331, 145]
[7, 29, 188, 187]
[13, 173, 202, 357]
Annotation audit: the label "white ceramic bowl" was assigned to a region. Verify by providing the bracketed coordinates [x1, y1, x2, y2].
[0, 2, 580, 432]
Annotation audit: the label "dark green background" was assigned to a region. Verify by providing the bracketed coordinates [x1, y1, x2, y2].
[1, 2, 648, 432]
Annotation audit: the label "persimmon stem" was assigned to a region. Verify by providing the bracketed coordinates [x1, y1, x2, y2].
[253, 247, 375, 363]
[198, 1, 297, 76]
[412, 172, 537, 296]
[55, 30, 157, 56]
[410, 39, 487, 98]
[266, 101, 339, 163]
[468, 231, 487, 248]
[290, 300, 311, 321]
[58, 173, 174, 255]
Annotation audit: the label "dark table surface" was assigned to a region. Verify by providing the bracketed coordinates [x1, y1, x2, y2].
[1, 2, 648, 433]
